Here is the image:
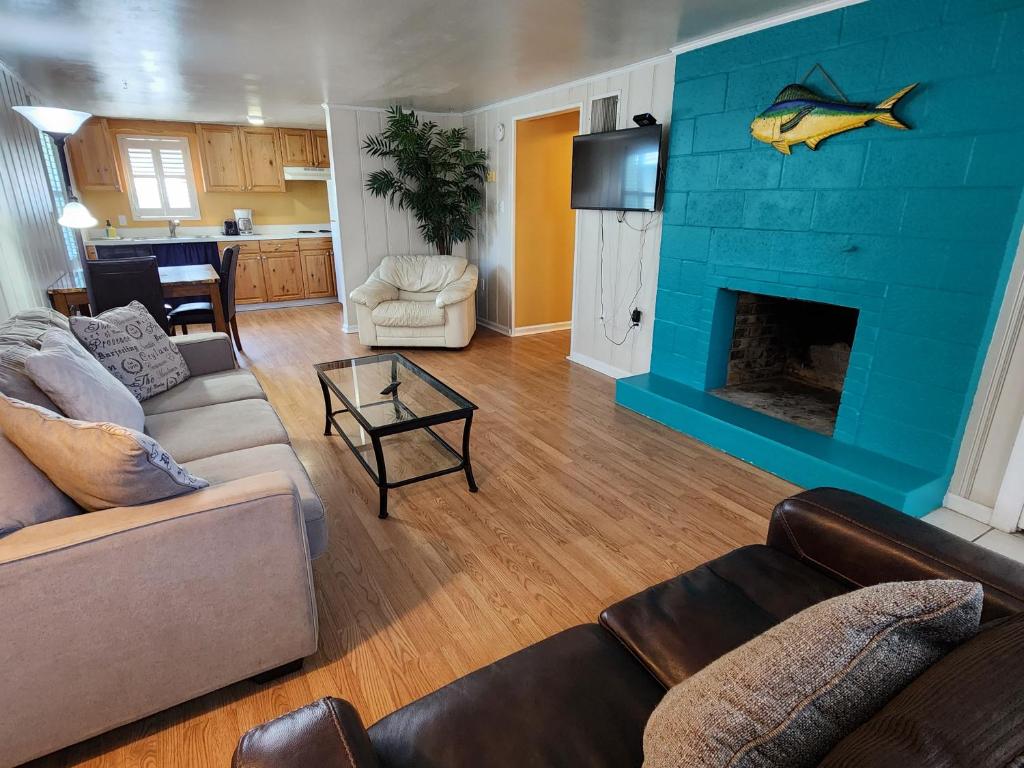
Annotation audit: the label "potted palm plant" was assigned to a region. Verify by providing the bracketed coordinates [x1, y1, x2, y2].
[363, 106, 489, 255]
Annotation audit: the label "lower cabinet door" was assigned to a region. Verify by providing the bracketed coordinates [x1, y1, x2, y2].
[235, 254, 268, 304]
[262, 252, 304, 301]
[301, 250, 336, 298]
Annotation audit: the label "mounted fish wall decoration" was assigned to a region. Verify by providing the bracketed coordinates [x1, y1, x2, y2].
[751, 82, 918, 154]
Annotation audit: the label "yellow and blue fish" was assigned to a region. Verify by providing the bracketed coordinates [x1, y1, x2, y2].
[751, 83, 918, 154]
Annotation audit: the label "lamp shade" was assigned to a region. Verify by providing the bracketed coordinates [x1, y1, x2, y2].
[12, 106, 91, 136]
[57, 200, 97, 229]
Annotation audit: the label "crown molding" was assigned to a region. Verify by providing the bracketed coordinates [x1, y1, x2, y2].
[670, 0, 867, 54]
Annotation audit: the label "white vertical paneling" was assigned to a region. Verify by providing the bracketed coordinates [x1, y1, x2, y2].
[466, 55, 674, 374]
[0, 63, 68, 321]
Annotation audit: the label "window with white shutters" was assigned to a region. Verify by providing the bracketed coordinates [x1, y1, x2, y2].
[117, 135, 200, 220]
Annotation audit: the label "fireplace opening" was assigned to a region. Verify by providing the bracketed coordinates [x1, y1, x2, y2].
[711, 292, 859, 436]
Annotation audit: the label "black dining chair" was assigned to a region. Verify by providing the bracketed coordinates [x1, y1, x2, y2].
[167, 247, 242, 351]
[85, 256, 170, 333]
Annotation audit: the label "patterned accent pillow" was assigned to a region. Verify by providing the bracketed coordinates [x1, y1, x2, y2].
[642, 579, 983, 768]
[0, 394, 207, 512]
[70, 301, 190, 401]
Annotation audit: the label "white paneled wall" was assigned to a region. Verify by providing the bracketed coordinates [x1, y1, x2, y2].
[324, 105, 465, 331]
[465, 55, 675, 376]
[0, 63, 68, 321]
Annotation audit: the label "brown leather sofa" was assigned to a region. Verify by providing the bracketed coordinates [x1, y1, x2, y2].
[232, 488, 1024, 768]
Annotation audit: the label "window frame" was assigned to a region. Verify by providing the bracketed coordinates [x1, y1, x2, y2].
[116, 134, 201, 221]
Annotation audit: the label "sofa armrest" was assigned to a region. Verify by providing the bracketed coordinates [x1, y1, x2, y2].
[349, 278, 398, 310]
[233, 697, 379, 768]
[0, 473, 317, 767]
[435, 263, 479, 307]
[172, 331, 237, 375]
[767, 487, 1024, 621]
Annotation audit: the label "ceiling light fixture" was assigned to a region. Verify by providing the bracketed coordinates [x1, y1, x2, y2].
[247, 114, 265, 126]
[12, 105, 98, 229]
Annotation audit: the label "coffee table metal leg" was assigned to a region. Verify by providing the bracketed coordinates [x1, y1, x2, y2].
[371, 435, 389, 519]
[319, 378, 333, 436]
[463, 414, 478, 493]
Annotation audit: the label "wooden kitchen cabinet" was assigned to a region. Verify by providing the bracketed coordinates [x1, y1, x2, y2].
[312, 130, 330, 168]
[262, 253, 304, 300]
[220, 240, 266, 304]
[301, 250, 336, 298]
[220, 238, 334, 303]
[197, 124, 245, 192]
[239, 127, 285, 192]
[280, 128, 312, 166]
[67, 118, 122, 191]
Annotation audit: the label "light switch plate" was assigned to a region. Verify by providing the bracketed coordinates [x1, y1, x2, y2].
[485, 170, 497, 183]
[118, 215, 127, 226]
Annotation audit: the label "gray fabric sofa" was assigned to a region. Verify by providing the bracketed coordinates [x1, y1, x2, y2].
[0, 308, 325, 767]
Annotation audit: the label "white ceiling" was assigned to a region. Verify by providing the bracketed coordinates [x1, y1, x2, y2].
[1, 0, 830, 127]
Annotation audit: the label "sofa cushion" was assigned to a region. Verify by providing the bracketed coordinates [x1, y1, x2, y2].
[643, 580, 982, 768]
[600, 545, 849, 688]
[0, 395, 207, 512]
[0, 427, 80, 537]
[184, 444, 326, 558]
[369, 624, 664, 768]
[26, 329, 145, 431]
[142, 369, 266, 416]
[144, 398, 289, 463]
[0, 308, 70, 347]
[0, 343, 60, 411]
[377, 254, 467, 292]
[70, 301, 190, 401]
[371, 300, 445, 328]
[820, 611, 1024, 768]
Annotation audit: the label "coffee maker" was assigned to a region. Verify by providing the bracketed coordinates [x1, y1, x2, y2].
[233, 208, 254, 235]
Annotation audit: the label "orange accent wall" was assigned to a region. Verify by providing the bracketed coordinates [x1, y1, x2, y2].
[79, 118, 330, 228]
[514, 110, 579, 329]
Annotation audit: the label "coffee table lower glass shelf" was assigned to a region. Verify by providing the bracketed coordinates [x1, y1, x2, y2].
[315, 354, 478, 519]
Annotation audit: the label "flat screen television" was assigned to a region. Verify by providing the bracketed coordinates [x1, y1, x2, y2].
[570, 124, 663, 212]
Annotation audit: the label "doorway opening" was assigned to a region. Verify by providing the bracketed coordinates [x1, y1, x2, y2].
[513, 108, 580, 335]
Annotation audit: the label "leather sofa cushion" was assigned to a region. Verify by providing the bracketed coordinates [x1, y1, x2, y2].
[600, 544, 848, 688]
[371, 300, 444, 328]
[377, 254, 467, 292]
[142, 369, 266, 415]
[184, 444, 326, 559]
[144, 398, 288, 463]
[368, 624, 663, 768]
[820, 612, 1024, 768]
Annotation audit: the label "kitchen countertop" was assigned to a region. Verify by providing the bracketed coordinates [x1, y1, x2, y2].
[85, 224, 334, 246]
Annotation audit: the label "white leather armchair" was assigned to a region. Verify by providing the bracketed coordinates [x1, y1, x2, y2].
[348, 255, 478, 348]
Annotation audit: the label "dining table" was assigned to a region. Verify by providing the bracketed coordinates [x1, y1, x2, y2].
[47, 264, 227, 334]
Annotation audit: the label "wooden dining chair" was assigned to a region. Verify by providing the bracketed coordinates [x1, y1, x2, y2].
[85, 256, 170, 333]
[167, 247, 242, 351]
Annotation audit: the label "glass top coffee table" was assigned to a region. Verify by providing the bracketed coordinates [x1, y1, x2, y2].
[315, 353, 478, 519]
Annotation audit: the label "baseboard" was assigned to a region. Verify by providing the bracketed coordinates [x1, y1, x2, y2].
[567, 352, 633, 379]
[478, 318, 512, 336]
[236, 297, 339, 312]
[342, 323, 359, 334]
[512, 321, 572, 336]
[943, 492, 994, 526]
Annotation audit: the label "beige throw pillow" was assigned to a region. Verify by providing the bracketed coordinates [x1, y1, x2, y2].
[26, 329, 145, 431]
[643, 580, 983, 768]
[0, 395, 208, 512]
[70, 301, 190, 401]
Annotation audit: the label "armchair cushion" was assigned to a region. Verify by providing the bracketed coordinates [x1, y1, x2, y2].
[371, 300, 444, 328]
[377, 254, 468, 292]
[349, 278, 399, 310]
[435, 263, 479, 307]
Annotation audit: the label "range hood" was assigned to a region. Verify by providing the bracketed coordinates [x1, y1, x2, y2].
[283, 166, 331, 181]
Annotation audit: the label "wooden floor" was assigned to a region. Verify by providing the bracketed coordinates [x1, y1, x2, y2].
[32, 304, 797, 768]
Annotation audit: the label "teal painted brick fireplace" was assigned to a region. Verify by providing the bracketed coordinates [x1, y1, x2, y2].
[617, 0, 1024, 515]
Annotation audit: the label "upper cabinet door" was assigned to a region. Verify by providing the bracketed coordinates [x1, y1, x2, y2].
[196, 124, 245, 192]
[240, 127, 286, 192]
[280, 128, 312, 166]
[312, 130, 330, 168]
[67, 118, 122, 191]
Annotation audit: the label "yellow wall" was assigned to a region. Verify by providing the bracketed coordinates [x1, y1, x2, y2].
[80, 119, 330, 228]
[514, 110, 579, 328]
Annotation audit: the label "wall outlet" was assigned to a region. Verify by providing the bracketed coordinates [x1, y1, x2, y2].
[117, 215, 127, 226]
[485, 170, 497, 183]
[631, 307, 643, 326]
